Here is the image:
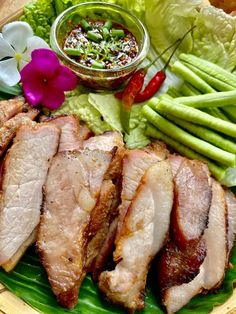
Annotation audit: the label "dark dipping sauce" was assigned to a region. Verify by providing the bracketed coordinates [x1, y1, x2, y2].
[63, 19, 139, 70]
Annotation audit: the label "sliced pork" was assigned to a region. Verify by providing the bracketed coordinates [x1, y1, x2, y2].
[0, 96, 25, 126]
[171, 157, 212, 249]
[84, 131, 125, 179]
[225, 190, 236, 255]
[99, 160, 174, 311]
[162, 180, 227, 314]
[84, 131, 124, 276]
[2, 230, 37, 272]
[116, 142, 169, 238]
[0, 108, 39, 157]
[86, 179, 117, 271]
[37, 149, 112, 309]
[45, 115, 83, 152]
[0, 124, 60, 265]
[158, 158, 212, 301]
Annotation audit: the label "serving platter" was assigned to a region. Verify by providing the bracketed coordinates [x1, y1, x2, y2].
[0, 1, 236, 314]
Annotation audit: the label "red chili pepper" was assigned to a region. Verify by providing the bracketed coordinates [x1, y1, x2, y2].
[120, 68, 146, 133]
[133, 26, 196, 103]
[122, 68, 146, 109]
[116, 26, 196, 107]
[134, 70, 166, 103]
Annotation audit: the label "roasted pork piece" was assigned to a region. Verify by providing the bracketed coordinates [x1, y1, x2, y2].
[0, 97, 25, 126]
[116, 142, 169, 238]
[99, 160, 174, 311]
[2, 230, 37, 272]
[84, 131, 125, 179]
[225, 190, 236, 255]
[158, 158, 212, 297]
[37, 149, 113, 309]
[0, 108, 39, 157]
[162, 180, 227, 314]
[170, 156, 212, 249]
[0, 124, 60, 266]
[84, 131, 124, 276]
[45, 115, 83, 152]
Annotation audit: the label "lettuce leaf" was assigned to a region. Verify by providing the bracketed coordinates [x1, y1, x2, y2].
[145, 0, 200, 63]
[144, 0, 236, 71]
[88, 94, 123, 132]
[193, 6, 236, 71]
[55, 93, 111, 134]
[54, 0, 145, 19]
[21, 0, 56, 42]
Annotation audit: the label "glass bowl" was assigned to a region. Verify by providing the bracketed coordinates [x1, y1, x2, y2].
[50, 2, 150, 90]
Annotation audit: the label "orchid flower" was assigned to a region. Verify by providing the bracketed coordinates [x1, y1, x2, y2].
[0, 21, 49, 87]
[20, 48, 78, 110]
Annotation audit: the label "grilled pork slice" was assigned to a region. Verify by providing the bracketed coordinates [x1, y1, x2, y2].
[158, 158, 212, 297]
[37, 149, 112, 309]
[171, 157, 212, 249]
[116, 142, 169, 237]
[162, 180, 227, 314]
[225, 190, 236, 255]
[84, 131, 125, 179]
[79, 122, 93, 141]
[45, 115, 83, 152]
[0, 124, 60, 265]
[99, 160, 174, 311]
[2, 230, 37, 272]
[84, 131, 124, 274]
[86, 179, 117, 270]
[0, 108, 39, 157]
[0, 96, 25, 126]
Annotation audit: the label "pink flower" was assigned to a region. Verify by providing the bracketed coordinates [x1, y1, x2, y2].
[20, 48, 78, 110]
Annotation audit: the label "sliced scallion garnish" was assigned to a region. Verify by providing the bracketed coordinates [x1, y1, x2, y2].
[111, 29, 125, 38]
[87, 31, 103, 42]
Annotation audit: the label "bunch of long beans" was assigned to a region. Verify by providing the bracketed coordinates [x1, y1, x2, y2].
[143, 54, 236, 182]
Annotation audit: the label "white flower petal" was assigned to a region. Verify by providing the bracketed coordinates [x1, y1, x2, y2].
[2, 21, 33, 53]
[0, 58, 20, 86]
[0, 33, 15, 59]
[21, 36, 49, 67]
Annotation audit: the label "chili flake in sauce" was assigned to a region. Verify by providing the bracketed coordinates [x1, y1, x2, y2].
[63, 19, 139, 69]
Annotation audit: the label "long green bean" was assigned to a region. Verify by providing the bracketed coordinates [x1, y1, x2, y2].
[172, 61, 215, 94]
[179, 53, 236, 88]
[145, 124, 226, 181]
[164, 114, 236, 154]
[182, 62, 234, 92]
[154, 97, 236, 138]
[175, 90, 236, 109]
[142, 105, 235, 167]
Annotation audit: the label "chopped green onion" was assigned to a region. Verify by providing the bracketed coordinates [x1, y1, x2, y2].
[80, 18, 91, 31]
[102, 27, 110, 40]
[172, 61, 215, 94]
[91, 60, 105, 69]
[64, 48, 83, 56]
[104, 20, 112, 30]
[87, 31, 103, 42]
[175, 90, 236, 109]
[111, 29, 125, 38]
[145, 124, 226, 181]
[143, 105, 235, 167]
[153, 97, 236, 138]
